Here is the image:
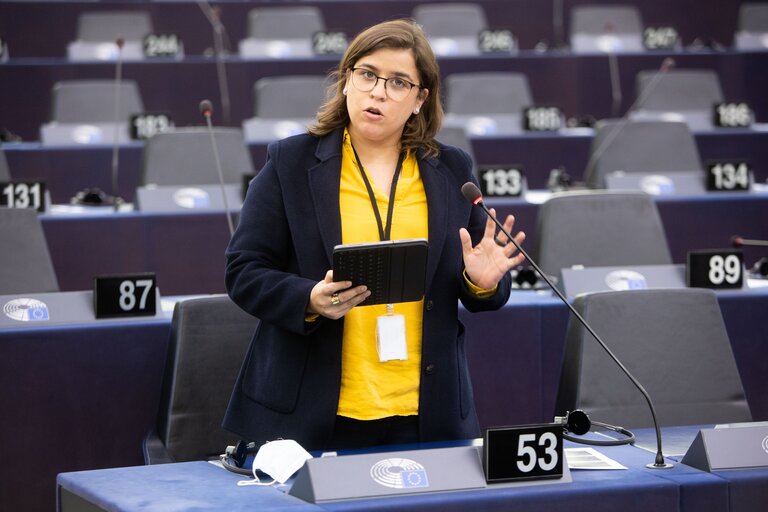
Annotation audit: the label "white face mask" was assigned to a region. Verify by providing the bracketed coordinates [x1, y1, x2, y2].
[251, 439, 313, 484]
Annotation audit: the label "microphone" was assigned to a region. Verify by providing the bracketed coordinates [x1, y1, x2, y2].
[461, 182, 673, 469]
[552, 0, 565, 49]
[731, 235, 768, 248]
[110, 37, 125, 211]
[200, 99, 235, 237]
[197, 1, 231, 126]
[585, 57, 675, 187]
[607, 51, 622, 118]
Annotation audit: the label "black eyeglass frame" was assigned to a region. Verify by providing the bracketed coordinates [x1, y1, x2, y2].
[349, 67, 423, 100]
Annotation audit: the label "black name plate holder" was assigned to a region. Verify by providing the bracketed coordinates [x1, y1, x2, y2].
[686, 249, 744, 289]
[1, 180, 47, 212]
[483, 423, 564, 483]
[478, 165, 525, 197]
[94, 273, 157, 318]
[682, 424, 768, 471]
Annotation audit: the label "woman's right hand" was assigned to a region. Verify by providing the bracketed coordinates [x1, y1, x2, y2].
[308, 270, 370, 320]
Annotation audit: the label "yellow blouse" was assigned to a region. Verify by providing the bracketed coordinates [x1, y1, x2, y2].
[336, 131, 427, 420]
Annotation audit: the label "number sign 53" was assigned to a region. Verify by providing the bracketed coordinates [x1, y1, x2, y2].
[483, 424, 563, 483]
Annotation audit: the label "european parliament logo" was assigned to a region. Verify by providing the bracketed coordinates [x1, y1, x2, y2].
[370, 458, 429, 489]
[3, 298, 50, 322]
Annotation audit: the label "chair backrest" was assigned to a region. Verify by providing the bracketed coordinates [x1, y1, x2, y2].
[246, 6, 325, 39]
[50, 80, 144, 124]
[533, 190, 672, 279]
[555, 288, 752, 429]
[734, 3, 768, 48]
[154, 296, 259, 462]
[445, 72, 532, 115]
[436, 124, 477, 174]
[0, 208, 59, 294]
[413, 3, 487, 38]
[584, 120, 703, 188]
[141, 128, 254, 186]
[569, 5, 644, 52]
[0, 149, 10, 181]
[253, 75, 328, 118]
[76, 11, 153, 42]
[632, 69, 723, 129]
[738, 3, 768, 33]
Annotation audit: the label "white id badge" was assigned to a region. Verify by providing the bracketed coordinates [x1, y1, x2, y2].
[376, 312, 407, 362]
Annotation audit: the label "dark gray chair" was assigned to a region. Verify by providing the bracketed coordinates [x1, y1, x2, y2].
[68, 11, 153, 61]
[0, 149, 10, 181]
[239, 6, 325, 58]
[246, 6, 324, 39]
[253, 75, 328, 118]
[143, 295, 259, 463]
[532, 191, 672, 280]
[75, 11, 153, 42]
[445, 72, 532, 116]
[413, 3, 488, 55]
[443, 72, 533, 136]
[49, 80, 144, 124]
[631, 69, 724, 130]
[141, 128, 254, 186]
[734, 3, 768, 49]
[437, 125, 476, 174]
[569, 5, 644, 53]
[0, 208, 59, 294]
[584, 120, 703, 189]
[555, 288, 752, 429]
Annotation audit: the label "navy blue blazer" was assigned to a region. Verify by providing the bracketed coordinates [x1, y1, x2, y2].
[223, 128, 512, 450]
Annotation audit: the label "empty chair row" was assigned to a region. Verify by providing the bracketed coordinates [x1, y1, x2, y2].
[144, 287, 750, 464]
[7, 2, 764, 61]
[37, 66, 742, 148]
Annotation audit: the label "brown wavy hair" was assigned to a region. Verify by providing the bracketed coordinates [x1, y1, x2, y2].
[309, 19, 443, 158]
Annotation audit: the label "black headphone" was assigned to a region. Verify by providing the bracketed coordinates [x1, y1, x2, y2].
[220, 440, 257, 476]
[555, 410, 636, 446]
[749, 257, 768, 277]
[510, 266, 558, 290]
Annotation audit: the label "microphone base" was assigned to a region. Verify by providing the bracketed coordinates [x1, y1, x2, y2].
[646, 462, 674, 469]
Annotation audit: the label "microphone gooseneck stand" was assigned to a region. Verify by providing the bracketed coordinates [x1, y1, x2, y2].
[461, 182, 673, 469]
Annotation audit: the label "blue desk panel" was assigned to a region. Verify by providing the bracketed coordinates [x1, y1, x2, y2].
[5, 129, 768, 204]
[38, 193, 768, 296]
[0, 319, 170, 512]
[56, 444, 682, 512]
[3, 290, 766, 512]
[1, 47, 766, 144]
[56, 426, 768, 512]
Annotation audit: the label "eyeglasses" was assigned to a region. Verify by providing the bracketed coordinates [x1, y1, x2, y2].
[349, 67, 421, 102]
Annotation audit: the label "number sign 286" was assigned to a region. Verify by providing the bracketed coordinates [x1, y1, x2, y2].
[94, 273, 157, 318]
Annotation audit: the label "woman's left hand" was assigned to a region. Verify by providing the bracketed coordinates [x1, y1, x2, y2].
[459, 208, 526, 290]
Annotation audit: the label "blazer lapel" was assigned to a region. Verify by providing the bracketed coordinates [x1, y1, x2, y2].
[309, 130, 344, 267]
[419, 154, 449, 294]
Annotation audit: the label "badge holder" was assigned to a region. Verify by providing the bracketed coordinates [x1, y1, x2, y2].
[376, 304, 407, 362]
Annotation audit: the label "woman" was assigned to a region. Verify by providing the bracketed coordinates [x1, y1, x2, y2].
[224, 19, 526, 451]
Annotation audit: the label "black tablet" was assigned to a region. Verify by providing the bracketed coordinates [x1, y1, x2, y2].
[332, 238, 428, 306]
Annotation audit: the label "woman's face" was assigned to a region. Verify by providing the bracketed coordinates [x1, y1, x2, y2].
[345, 47, 428, 148]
